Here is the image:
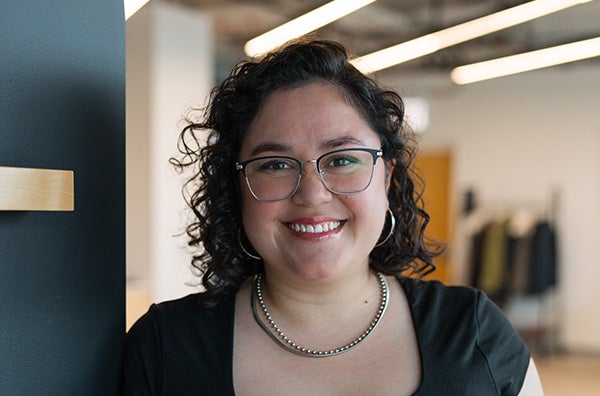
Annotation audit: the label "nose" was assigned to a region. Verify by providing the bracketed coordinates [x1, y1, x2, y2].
[291, 161, 333, 207]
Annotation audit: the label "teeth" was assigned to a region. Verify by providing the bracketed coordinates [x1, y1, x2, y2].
[288, 221, 341, 233]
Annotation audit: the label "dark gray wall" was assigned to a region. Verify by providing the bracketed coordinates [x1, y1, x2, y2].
[1, 1, 125, 394]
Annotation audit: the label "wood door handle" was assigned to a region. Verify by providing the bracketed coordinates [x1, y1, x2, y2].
[0, 166, 74, 211]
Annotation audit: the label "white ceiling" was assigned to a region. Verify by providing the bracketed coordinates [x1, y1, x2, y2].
[161, 0, 600, 77]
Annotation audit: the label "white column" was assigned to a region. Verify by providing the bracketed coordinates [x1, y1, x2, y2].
[126, 1, 214, 304]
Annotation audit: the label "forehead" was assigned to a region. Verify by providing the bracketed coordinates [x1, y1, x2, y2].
[240, 82, 379, 157]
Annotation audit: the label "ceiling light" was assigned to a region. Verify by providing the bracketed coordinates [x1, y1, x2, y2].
[125, 0, 150, 20]
[351, 0, 593, 73]
[244, 0, 377, 58]
[450, 36, 600, 84]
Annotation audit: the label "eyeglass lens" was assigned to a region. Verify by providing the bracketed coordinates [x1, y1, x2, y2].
[243, 149, 378, 201]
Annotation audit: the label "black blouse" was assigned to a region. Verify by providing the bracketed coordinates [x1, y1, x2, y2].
[123, 277, 530, 395]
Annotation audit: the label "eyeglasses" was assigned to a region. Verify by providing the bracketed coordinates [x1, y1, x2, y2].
[236, 148, 383, 202]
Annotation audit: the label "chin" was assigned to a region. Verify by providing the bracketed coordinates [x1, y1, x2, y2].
[288, 256, 362, 281]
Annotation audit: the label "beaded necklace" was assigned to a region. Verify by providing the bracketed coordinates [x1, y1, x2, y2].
[251, 272, 389, 357]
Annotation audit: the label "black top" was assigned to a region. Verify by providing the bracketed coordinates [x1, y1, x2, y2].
[122, 277, 530, 395]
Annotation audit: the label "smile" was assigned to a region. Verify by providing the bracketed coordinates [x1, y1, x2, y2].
[286, 221, 342, 234]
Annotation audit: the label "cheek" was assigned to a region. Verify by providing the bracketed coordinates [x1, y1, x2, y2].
[371, 168, 391, 205]
[343, 173, 389, 226]
[241, 193, 278, 232]
[240, 175, 262, 224]
[241, 198, 282, 256]
[343, 191, 387, 222]
[241, 193, 260, 228]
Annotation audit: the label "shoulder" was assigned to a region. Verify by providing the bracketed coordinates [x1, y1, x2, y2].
[398, 276, 526, 348]
[123, 293, 236, 394]
[139, 292, 233, 324]
[398, 276, 483, 324]
[398, 275, 478, 303]
[126, 293, 225, 339]
[398, 277, 530, 395]
[126, 292, 235, 353]
[398, 276, 517, 325]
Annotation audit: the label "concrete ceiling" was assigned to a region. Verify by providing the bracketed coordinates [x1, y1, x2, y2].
[161, 0, 600, 78]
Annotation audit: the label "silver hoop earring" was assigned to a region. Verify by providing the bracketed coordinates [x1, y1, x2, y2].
[375, 208, 396, 248]
[238, 229, 261, 260]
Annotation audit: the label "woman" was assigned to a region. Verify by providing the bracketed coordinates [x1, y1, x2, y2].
[123, 39, 544, 395]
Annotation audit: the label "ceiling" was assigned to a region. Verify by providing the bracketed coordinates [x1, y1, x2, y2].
[161, 0, 600, 78]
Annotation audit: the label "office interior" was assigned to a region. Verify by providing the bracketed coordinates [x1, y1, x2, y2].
[125, 1, 600, 394]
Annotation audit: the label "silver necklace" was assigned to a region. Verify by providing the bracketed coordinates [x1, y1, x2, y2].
[251, 272, 389, 358]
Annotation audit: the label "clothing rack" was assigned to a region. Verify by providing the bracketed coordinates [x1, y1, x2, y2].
[457, 188, 561, 354]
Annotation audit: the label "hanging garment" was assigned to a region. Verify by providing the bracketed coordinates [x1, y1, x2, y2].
[468, 223, 488, 289]
[528, 221, 557, 294]
[506, 210, 538, 296]
[506, 233, 533, 296]
[478, 219, 509, 301]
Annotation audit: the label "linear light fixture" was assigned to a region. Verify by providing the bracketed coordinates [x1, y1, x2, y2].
[450, 36, 600, 84]
[351, 0, 593, 73]
[244, 0, 377, 58]
[125, 0, 150, 20]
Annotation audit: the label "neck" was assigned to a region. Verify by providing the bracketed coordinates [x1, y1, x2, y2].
[251, 270, 390, 357]
[259, 267, 380, 327]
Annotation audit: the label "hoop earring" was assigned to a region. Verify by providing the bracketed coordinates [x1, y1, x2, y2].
[238, 229, 261, 260]
[375, 208, 396, 248]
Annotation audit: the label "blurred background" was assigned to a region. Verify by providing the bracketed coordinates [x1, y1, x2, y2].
[125, 1, 600, 394]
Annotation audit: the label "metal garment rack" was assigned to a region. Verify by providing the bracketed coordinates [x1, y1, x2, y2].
[460, 188, 561, 354]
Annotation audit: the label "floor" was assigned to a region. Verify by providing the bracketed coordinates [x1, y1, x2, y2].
[535, 354, 600, 395]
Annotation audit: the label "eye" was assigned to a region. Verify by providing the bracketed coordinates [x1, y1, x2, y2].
[323, 154, 362, 171]
[259, 160, 290, 170]
[328, 155, 359, 167]
[251, 157, 298, 176]
[320, 150, 372, 175]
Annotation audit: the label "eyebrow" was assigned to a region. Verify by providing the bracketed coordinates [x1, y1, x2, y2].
[249, 142, 294, 157]
[248, 135, 368, 158]
[320, 136, 367, 150]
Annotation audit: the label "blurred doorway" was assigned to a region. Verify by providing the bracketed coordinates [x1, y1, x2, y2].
[415, 151, 452, 284]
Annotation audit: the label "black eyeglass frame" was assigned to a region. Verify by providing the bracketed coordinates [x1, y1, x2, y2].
[235, 147, 383, 202]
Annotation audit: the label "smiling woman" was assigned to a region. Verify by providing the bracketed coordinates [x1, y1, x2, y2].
[122, 38, 544, 395]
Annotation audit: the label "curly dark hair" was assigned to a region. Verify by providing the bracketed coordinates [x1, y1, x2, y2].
[172, 38, 442, 307]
